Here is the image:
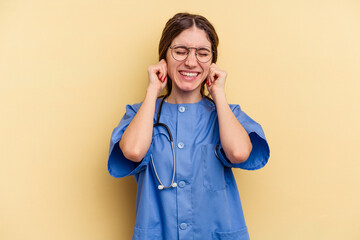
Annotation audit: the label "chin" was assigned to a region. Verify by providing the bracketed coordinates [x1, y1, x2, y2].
[176, 81, 203, 93]
[174, 77, 204, 91]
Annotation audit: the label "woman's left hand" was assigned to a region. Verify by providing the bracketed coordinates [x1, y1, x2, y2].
[206, 63, 227, 98]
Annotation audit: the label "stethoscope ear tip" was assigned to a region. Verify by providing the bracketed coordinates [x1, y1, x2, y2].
[158, 183, 177, 190]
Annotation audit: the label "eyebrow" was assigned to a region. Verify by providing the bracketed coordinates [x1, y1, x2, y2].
[174, 45, 212, 50]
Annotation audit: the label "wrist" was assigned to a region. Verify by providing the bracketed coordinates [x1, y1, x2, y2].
[211, 89, 226, 103]
[146, 86, 159, 101]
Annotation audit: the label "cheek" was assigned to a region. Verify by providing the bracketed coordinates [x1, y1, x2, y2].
[166, 62, 180, 79]
[166, 53, 176, 71]
[167, 63, 177, 78]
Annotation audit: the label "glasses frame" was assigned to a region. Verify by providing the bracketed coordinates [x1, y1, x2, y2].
[169, 45, 214, 63]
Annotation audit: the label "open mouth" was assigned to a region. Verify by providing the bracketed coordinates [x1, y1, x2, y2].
[179, 71, 200, 78]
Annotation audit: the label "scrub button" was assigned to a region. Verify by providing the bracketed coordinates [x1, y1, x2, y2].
[178, 181, 186, 188]
[178, 142, 184, 149]
[178, 106, 185, 112]
[180, 223, 187, 230]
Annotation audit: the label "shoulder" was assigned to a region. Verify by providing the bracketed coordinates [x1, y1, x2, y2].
[202, 97, 242, 113]
[201, 97, 216, 111]
[229, 103, 242, 112]
[124, 101, 145, 114]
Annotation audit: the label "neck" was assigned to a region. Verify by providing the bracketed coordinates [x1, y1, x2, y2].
[167, 89, 202, 104]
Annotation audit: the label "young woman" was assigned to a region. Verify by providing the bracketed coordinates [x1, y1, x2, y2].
[108, 12, 270, 240]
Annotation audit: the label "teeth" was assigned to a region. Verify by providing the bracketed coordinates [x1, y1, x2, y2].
[180, 71, 198, 77]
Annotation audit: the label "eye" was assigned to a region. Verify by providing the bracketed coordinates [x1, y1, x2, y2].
[197, 49, 211, 57]
[174, 47, 188, 55]
[198, 52, 209, 57]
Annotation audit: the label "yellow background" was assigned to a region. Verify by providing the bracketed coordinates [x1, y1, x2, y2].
[1, 0, 359, 239]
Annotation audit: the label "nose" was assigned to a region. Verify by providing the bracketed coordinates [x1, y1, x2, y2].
[185, 49, 198, 68]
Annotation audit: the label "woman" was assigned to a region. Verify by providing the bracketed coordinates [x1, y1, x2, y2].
[108, 13, 270, 240]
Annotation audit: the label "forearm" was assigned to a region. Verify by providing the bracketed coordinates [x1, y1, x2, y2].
[119, 87, 158, 162]
[213, 92, 252, 164]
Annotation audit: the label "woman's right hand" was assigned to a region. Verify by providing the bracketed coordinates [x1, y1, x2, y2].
[147, 59, 168, 95]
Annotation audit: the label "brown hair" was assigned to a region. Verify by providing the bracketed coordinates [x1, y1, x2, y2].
[158, 13, 219, 97]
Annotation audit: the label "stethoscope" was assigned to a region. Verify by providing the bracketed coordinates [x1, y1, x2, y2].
[150, 95, 219, 191]
[150, 95, 177, 190]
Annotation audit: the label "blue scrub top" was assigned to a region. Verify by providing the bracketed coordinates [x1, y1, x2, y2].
[108, 97, 270, 240]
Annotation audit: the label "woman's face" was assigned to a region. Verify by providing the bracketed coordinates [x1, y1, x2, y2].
[166, 27, 212, 95]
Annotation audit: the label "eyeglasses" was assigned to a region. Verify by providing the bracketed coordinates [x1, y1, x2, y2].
[169, 45, 213, 63]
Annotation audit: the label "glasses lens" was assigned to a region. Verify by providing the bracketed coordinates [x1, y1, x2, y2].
[171, 46, 188, 61]
[196, 48, 212, 63]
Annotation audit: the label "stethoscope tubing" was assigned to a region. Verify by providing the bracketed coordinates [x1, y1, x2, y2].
[150, 95, 220, 190]
[151, 96, 177, 190]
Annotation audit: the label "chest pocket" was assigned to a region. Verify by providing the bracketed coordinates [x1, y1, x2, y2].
[202, 144, 226, 191]
[212, 227, 250, 240]
[133, 227, 162, 240]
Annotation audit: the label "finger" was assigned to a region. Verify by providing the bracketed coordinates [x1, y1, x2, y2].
[212, 70, 221, 83]
[153, 61, 167, 80]
[160, 68, 166, 82]
[207, 76, 212, 86]
[207, 79, 212, 90]
[162, 62, 167, 78]
[206, 78, 210, 88]
[209, 71, 215, 85]
[158, 71, 164, 82]
[158, 66, 167, 82]
[162, 67, 167, 82]
[206, 74, 212, 86]
[206, 70, 212, 85]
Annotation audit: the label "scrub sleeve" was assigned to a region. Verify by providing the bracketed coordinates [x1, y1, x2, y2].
[108, 103, 150, 178]
[216, 104, 270, 170]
